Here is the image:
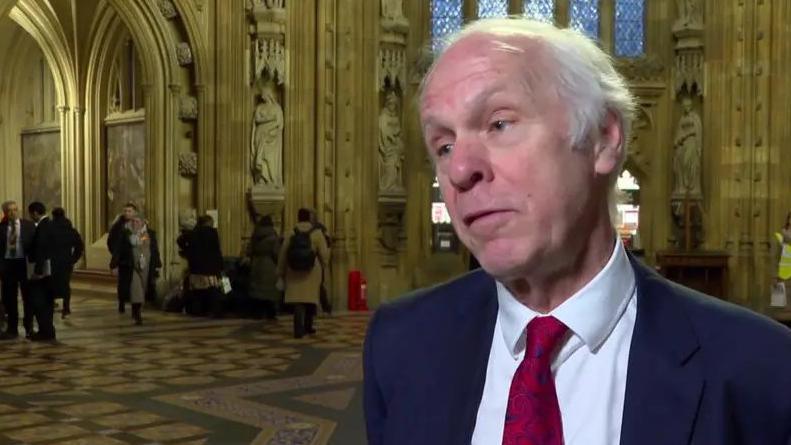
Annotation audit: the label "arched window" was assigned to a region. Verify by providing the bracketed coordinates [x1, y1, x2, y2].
[524, 0, 555, 23]
[569, 0, 599, 40]
[614, 0, 645, 57]
[431, 0, 463, 52]
[478, 0, 509, 18]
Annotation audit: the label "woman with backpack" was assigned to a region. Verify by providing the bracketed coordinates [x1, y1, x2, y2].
[277, 208, 330, 338]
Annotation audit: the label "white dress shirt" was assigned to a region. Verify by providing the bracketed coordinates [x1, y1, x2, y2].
[5, 219, 24, 259]
[472, 238, 637, 445]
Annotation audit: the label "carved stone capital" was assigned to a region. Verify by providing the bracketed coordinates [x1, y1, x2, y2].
[179, 96, 198, 120]
[616, 55, 665, 83]
[178, 152, 198, 177]
[158, 0, 178, 19]
[249, 2, 287, 37]
[177, 42, 193, 66]
[248, 186, 286, 230]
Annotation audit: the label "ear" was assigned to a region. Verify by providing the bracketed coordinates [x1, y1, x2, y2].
[593, 110, 624, 176]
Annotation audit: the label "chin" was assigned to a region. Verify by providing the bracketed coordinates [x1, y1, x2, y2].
[472, 237, 545, 279]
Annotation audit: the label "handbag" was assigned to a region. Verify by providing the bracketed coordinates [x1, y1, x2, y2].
[220, 276, 232, 294]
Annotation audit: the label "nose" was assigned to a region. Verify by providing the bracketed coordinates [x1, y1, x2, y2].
[447, 136, 493, 192]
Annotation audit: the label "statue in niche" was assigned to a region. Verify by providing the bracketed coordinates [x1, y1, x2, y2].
[381, 0, 404, 19]
[251, 85, 284, 188]
[672, 97, 703, 199]
[378, 91, 404, 193]
[675, 0, 702, 29]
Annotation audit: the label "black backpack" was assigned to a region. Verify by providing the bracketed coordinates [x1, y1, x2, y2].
[286, 228, 316, 271]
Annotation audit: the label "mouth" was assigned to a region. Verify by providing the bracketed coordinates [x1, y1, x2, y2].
[462, 209, 510, 227]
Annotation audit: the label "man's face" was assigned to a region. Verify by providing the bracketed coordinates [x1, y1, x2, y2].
[28, 210, 41, 222]
[123, 206, 137, 220]
[420, 36, 616, 279]
[5, 204, 18, 221]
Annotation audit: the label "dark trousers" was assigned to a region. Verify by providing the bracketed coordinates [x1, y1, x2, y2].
[185, 288, 226, 317]
[1, 258, 33, 334]
[293, 303, 316, 338]
[29, 276, 55, 338]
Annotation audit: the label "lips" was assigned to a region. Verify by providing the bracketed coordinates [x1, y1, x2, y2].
[462, 209, 510, 227]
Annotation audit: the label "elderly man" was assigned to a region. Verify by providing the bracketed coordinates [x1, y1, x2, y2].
[0, 200, 36, 340]
[363, 18, 791, 445]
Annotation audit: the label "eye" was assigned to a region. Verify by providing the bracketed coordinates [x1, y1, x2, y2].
[489, 120, 509, 132]
[436, 143, 453, 158]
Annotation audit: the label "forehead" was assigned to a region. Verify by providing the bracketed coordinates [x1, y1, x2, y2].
[421, 35, 553, 113]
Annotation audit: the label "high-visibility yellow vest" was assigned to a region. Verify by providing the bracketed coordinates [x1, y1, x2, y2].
[776, 232, 791, 280]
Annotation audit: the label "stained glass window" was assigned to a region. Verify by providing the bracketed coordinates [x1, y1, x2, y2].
[431, 0, 463, 52]
[478, 0, 509, 18]
[523, 0, 555, 24]
[615, 0, 645, 57]
[569, 0, 599, 40]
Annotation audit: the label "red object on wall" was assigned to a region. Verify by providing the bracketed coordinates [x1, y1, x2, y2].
[347, 270, 369, 311]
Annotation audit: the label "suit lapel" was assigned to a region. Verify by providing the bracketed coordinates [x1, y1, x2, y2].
[620, 258, 704, 445]
[443, 272, 498, 444]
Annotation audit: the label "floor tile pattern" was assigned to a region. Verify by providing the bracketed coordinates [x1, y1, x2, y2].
[0, 295, 369, 444]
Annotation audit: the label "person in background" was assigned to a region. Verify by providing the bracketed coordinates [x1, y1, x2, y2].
[27, 202, 56, 341]
[110, 215, 161, 325]
[278, 208, 330, 338]
[247, 214, 281, 319]
[183, 214, 224, 317]
[310, 210, 333, 314]
[108, 202, 138, 314]
[0, 200, 36, 340]
[50, 207, 84, 319]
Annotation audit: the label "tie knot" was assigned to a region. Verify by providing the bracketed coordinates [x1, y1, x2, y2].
[525, 316, 568, 362]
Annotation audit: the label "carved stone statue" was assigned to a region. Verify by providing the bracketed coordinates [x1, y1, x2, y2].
[675, 0, 702, 29]
[251, 87, 284, 188]
[381, 0, 404, 19]
[672, 97, 703, 199]
[378, 92, 404, 192]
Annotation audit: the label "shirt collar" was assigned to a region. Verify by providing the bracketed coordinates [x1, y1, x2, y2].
[496, 237, 636, 358]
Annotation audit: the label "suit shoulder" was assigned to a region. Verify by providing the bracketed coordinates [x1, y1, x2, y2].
[658, 278, 791, 363]
[367, 270, 494, 341]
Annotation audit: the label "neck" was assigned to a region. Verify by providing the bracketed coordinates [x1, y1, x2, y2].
[503, 213, 617, 314]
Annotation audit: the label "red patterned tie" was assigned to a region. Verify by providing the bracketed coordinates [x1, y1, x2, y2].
[502, 316, 569, 445]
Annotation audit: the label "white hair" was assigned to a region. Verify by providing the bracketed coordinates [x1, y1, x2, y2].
[421, 17, 636, 217]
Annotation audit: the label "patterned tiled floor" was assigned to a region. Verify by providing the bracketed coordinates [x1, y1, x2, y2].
[0, 296, 369, 445]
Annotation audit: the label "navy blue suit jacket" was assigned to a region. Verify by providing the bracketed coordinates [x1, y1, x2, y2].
[364, 257, 791, 444]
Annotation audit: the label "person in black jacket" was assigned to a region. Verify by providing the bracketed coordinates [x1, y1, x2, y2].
[27, 202, 56, 341]
[50, 208, 84, 319]
[0, 200, 36, 340]
[108, 202, 139, 313]
[182, 215, 224, 316]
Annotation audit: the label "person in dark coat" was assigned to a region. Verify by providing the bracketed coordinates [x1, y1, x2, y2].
[108, 202, 139, 313]
[0, 200, 36, 340]
[27, 202, 56, 341]
[182, 215, 224, 316]
[50, 208, 84, 319]
[109, 215, 162, 323]
[247, 215, 280, 319]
